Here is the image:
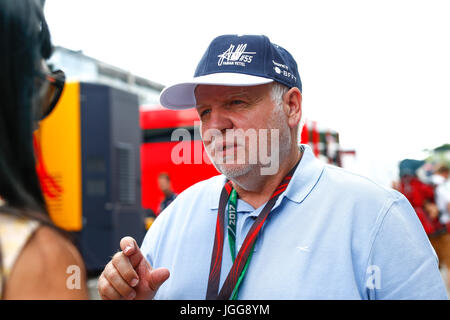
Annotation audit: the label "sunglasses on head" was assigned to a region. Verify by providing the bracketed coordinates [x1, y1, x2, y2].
[35, 66, 65, 120]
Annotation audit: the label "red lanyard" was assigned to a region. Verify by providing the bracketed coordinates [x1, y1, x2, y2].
[205, 159, 300, 300]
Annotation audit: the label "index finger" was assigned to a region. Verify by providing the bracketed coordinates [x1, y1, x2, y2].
[120, 236, 148, 270]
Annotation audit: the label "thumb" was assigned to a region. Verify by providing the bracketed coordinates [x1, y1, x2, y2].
[146, 267, 170, 292]
[135, 264, 170, 300]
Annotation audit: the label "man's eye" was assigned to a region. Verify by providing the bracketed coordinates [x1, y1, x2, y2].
[200, 109, 211, 117]
[230, 100, 245, 106]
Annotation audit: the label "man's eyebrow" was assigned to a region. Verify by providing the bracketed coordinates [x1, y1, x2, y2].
[195, 93, 251, 109]
[224, 91, 251, 99]
[227, 90, 267, 105]
[195, 103, 208, 110]
[195, 88, 265, 108]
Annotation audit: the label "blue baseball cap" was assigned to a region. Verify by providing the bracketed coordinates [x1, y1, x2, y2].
[160, 34, 302, 110]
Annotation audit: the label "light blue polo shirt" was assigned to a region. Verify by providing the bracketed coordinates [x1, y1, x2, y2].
[140, 145, 448, 299]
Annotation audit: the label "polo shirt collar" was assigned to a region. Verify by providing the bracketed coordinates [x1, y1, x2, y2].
[208, 144, 325, 210]
[283, 144, 325, 204]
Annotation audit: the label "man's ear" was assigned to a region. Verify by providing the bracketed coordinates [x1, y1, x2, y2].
[283, 87, 302, 129]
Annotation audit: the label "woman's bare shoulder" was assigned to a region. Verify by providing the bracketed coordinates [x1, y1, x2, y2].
[3, 224, 90, 299]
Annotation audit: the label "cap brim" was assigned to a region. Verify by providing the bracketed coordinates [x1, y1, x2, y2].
[159, 73, 273, 110]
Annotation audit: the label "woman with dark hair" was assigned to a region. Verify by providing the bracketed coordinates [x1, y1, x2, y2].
[0, 0, 89, 299]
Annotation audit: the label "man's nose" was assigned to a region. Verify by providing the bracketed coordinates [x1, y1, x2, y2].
[207, 108, 233, 133]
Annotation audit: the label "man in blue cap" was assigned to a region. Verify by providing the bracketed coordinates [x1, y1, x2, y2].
[98, 34, 448, 300]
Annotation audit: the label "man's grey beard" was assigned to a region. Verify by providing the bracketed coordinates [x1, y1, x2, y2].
[202, 104, 292, 180]
[209, 156, 256, 179]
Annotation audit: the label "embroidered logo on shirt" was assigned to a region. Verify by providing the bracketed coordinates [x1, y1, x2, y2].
[296, 245, 310, 252]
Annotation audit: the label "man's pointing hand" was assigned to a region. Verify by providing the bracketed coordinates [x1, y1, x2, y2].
[98, 236, 170, 300]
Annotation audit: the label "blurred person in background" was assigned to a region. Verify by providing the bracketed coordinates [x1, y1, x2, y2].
[396, 159, 443, 236]
[432, 164, 450, 289]
[0, 0, 88, 299]
[433, 165, 450, 227]
[396, 160, 450, 290]
[157, 172, 177, 215]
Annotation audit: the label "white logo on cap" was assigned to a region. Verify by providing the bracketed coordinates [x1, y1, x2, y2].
[218, 44, 256, 67]
[272, 60, 288, 70]
[272, 60, 296, 82]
